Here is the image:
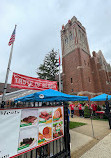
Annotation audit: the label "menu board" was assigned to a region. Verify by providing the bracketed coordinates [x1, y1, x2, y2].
[0, 106, 64, 158]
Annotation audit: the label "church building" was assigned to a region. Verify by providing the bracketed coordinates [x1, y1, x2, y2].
[61, 16, 111, 98]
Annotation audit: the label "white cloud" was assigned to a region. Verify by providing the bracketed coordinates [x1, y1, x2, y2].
[0, 0, 111, 83]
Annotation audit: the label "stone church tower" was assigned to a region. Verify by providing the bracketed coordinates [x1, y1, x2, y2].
[61, 16, 111, 96]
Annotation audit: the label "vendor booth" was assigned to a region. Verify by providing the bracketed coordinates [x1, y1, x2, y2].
[0, 89, 88, 158]
[90, 93, 111, 129]
[90, 93, 111, 101]
[14, 89, 88, 102]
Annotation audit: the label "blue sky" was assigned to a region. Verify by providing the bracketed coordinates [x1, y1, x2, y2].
[0, 0, 111, 83]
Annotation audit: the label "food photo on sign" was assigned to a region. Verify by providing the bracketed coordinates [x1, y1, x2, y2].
[18, 126, 38, 152]
[39, 108, 52, 124]
[53, 121, 64, 139]
[20, 109, 38, 127]
[53, 107, 63, 122]
[38, 124, 52, 145]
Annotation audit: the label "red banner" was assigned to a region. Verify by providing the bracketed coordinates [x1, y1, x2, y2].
[11, 72, 58, 91]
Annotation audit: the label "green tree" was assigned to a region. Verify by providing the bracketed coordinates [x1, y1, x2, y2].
[37, 50, 59, 81]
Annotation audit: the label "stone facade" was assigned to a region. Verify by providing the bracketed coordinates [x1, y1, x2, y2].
[61, 16, 111, 98]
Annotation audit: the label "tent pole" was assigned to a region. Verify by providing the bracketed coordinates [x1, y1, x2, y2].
[89, 101, 95, 138]
[90, 113, 95, 138]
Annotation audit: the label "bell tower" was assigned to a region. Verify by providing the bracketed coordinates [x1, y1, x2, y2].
[61, 16, 94, 94]
[61, 16, 90, 58]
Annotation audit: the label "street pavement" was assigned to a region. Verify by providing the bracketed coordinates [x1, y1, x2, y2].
[70, 116, 111, 158]
[80, 133, 111, 158]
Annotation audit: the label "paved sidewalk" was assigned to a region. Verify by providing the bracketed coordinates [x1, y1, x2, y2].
[70, 116, 111, 158]
[70, 130, 93, 153]
[80, 133, 111, 158]
[70, 116, 110, 139]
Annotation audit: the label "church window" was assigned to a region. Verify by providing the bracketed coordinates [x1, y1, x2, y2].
[65, 39, 67, 44]
[106, 72, 109, 82]
[69, 32, 73, 40]
[84, 38, 87, 46]
[65, 37, 68, 44]
[82, 33, 85, 42]
[88, 77, 91, 82]
[71, 78, 73, 83]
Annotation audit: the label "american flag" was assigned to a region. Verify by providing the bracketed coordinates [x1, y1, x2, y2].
[8, 27, 16, 46]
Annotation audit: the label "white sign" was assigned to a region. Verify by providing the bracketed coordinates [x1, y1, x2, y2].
[0, 106, 64, 158]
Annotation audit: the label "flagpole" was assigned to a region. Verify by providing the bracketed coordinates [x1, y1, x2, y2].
[58, 49, 61, 92]
[1, 25, 17, 108]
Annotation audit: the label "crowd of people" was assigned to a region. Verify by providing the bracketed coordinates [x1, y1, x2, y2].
[69, 102, 97, 118]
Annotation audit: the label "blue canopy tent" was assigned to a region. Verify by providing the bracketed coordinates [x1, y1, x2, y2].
[90, 93, 111, 101]
[14, 89, 88, 102]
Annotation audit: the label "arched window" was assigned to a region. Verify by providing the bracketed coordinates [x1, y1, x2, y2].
[65, 36, 68, 44]
[69, 32, 73, 40]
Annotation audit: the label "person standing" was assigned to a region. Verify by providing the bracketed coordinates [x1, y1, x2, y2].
[69, 103, 75, 118]
[91, 102, 97, 116]
[82, 104, 85, 117]
[78, 103, 82, 117]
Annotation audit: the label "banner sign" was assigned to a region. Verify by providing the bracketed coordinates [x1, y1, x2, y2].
[11, 72, 58, 90]
[0, 106, 64, 158]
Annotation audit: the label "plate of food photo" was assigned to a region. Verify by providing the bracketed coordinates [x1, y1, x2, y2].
[53, 121, 63, 139]
[20, 109, 38, 127]
[53, 107, 63, 122]
[18, 137, 36, 150]
[39, 109, 52, 124]
[38, 125, 52, 145]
